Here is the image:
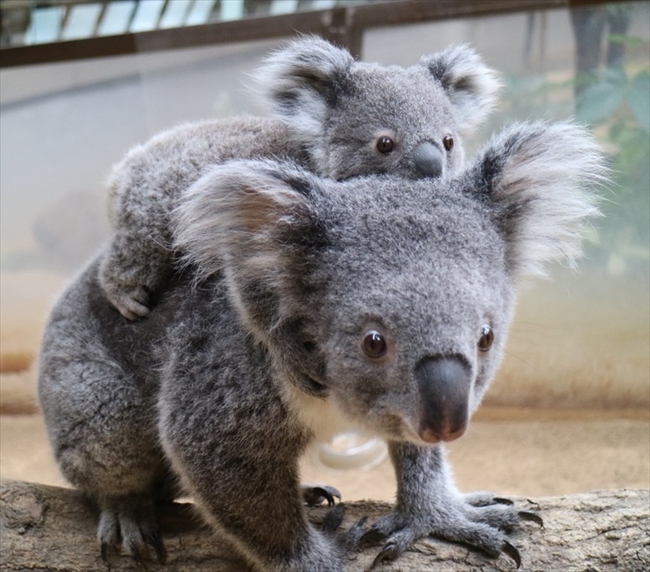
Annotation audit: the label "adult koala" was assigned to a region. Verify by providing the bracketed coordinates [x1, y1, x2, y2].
[39, 121, 606, 571]
[99, 36, 501, 320]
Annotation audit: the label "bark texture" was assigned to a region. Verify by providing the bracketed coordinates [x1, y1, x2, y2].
[1, 479, 648, 572]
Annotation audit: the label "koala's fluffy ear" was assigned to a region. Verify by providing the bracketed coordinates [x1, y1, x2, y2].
[174, 159, 321, 285]
[470, 121, 607, 279]
[421, 44, 501, 135]
[253, 35, 354, 140]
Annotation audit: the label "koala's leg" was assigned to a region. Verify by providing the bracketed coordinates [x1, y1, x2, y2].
[160, 402, 347, 570]
[359, 442, 541, 568]
[39, 355, 171, 562]
[98, 228, 173, 321]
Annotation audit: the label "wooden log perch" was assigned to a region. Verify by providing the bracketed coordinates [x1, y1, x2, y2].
[1, 479, 648, 572]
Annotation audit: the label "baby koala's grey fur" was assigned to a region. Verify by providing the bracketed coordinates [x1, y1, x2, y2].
[38, 121, 605, 572]
[100, 36, 501, 320]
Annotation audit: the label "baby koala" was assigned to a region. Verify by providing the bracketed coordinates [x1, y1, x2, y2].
[100, 35, 501, 320]
[39, 121, 606, 571]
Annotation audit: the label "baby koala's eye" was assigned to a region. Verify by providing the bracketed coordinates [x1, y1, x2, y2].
[478, 324, 494, 352]
[361, 330, 388, 359]
[443, 134, 454, 152]
[376, 135, 395, 155]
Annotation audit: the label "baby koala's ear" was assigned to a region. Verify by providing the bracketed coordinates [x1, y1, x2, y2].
[421, 44, 501, 135]
[253, 35, 354, 139]
[174, 159, 320, 283]
[467, 121, 607, 280]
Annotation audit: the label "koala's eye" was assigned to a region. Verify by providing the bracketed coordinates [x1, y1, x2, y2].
[443, 134, 454, 152]
[361, 330, 388, 359]
[376, 136, 395, 155]
[478, 325, 494, 352]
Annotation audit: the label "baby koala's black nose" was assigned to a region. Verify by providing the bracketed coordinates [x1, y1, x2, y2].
[413, 141, 443, 178]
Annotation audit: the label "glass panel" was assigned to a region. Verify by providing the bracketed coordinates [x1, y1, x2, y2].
[23, 6, 65, 45]
[185, 0, 218, 25]
[60, 4, 103, 41]
[219, 0, 244, 22]
[311, 0, 338, 9]
[270, 0, 300, 15]
[159, 0, 193, 29]
[129, 0, 166, 32]
[96, 1, 137, 36]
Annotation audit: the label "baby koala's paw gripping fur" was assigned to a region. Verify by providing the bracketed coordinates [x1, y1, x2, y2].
[359, 493, 540, 569]
[98, 230, 172, 320]
[102, 282, 152, 321]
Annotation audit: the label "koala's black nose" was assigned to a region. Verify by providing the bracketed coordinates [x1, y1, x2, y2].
[415, 355, 471, 443]
[412, 142, 444, 178]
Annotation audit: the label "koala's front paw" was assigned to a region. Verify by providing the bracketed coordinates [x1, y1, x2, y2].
[360, 494, 541, 569]
[98, 495, 166, 565]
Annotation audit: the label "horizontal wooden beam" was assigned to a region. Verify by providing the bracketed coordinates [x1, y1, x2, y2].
[0, 0, 623, 68]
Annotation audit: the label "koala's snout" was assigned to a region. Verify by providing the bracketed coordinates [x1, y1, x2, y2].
[412, 142, 444, 178]
[415, 355, 471, 443]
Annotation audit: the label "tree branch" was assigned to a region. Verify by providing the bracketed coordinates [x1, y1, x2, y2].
[1, 479, 648, 571]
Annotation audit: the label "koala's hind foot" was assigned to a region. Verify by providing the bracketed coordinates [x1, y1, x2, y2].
[360, 494, 539, 569]
[97, 494, 167, 565]
[302, 484, 342, 507]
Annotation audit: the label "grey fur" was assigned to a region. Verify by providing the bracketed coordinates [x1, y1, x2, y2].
[39, 121, 606, 571]
[99, 36, 501, 320]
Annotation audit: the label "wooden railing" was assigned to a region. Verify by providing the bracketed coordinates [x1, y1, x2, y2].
[0, 0, 622, 68]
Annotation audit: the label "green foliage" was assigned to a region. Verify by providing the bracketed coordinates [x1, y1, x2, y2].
[575, 52, 649, 271]
[577, 66, 650, 131]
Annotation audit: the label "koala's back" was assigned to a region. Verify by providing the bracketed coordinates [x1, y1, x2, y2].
[37, 258, 185, 496]
[107, 116, 294, 224]
[38, 252, 300, 500]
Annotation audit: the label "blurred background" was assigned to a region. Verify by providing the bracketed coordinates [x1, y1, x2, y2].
[1, 0, 648, 501]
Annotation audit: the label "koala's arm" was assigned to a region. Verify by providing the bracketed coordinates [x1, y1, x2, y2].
[359, 442, 535, 568]
[157, 291, 347, 572]
[99, 117, 291, 320]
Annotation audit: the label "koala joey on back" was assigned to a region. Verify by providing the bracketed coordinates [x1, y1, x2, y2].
[99, 36, 501, 320]
[38, 121, 606, 571]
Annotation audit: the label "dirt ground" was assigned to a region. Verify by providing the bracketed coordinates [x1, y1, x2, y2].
[2, 407, 648, 502]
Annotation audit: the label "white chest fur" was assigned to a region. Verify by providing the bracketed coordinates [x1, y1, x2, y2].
[282, 384, 363, 443]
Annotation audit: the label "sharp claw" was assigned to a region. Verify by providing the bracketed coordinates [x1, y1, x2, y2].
[145, 531, 167, 564]
[130, 542, 151, 569]
[371, 542, 400, 569]
[344, 516, 369, 548]
[354, 516, 368, 529]
[347, 516, 368, 537]
[360, 527, 387, 547]
[502, 540, 521, 569]
[322, 503, 346, 534]
[318, 486, 341, 507]
[493, 496, 515, 506]
[303, 485, 342, 507]
[519, 510, 544, 528]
